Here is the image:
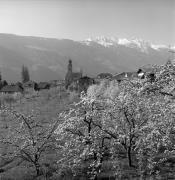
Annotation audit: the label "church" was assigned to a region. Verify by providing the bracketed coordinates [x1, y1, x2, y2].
[65, 59, 82, 89]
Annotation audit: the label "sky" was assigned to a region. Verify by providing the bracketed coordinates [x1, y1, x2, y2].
[0, 0, 174, 45]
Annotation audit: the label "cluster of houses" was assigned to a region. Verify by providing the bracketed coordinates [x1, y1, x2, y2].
[95, 65, 155, 83]
[65, 59, 155, 92]
[0, 60, 154, 95]
[0, 79, 64, 94]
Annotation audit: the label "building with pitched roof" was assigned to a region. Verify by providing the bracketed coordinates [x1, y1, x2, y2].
[112, 72, 137, 82]
[0, 84, 24, 94]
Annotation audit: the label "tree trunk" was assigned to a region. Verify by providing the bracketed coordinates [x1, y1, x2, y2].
[94, 175, 97, 180]
[35, 163, 40, 176]
[127, 147, 132, 167]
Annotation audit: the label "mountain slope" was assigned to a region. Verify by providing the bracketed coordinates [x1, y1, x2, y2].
[0, 34, 170, 82]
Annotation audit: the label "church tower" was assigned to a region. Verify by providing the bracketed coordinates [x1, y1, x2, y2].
[68, 59, 72, 73]
[65, 59, 83, 90]
[65, 59, 73, 89]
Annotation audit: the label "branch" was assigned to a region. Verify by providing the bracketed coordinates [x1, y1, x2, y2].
[19, 150, 34, 163]
[92, 121, 118, 139]
[0, 106, 36, 146]
[37, 117, 60, 156]
[159, 91, 173, 96]
[0, 140, 34, 163]
[123, 109, 131, 127]
[65, 128, 85, 137]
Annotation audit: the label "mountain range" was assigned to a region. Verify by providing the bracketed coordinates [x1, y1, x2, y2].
[0, 34, 172, 82]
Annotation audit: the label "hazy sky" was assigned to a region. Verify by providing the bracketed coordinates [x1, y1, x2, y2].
[0, 0, 174, 45]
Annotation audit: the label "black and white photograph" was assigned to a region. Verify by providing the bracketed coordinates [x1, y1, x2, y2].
[0, 0, 174, 179]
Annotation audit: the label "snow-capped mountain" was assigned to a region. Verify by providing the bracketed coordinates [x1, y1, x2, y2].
[82, 36, 170, 53]
[0, 34, 171, 82]
[84, 37, 119, 47]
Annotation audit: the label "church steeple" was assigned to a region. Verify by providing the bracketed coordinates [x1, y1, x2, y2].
[65, 59, 73, 89]
[68, 59, 72, 73]
[65, 59, 82, 90]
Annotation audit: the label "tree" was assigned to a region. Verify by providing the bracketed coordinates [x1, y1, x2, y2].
[56, 79, 148, 178]
[56, 93, 116, 179]
[87, 79, 150, 168]
[134, 62, 175, 178]
[57, 62, 175, 179]
[21, 65, 30, 83]
[0, 105, 59, 177]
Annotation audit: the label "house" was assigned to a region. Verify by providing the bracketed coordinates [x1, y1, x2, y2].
[97, 73, 113, 80]
[78, 76, 95, 93]
[137, 65, 156, 81]
[0, 80, 8, 90]
[16, 82, 23, 87]
[37, 82, 50, 90]
[113, 72, 137, 82]
[0, 84, 24, 94]
[137, 69, 145, 79]
[49, 80, 64, 88]
[68, 76, 94, 93]
[23, 80, 37, 89]
[65, 59, 82, 89]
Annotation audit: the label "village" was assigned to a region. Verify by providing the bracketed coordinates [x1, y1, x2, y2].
[0, 59, 154, 96]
